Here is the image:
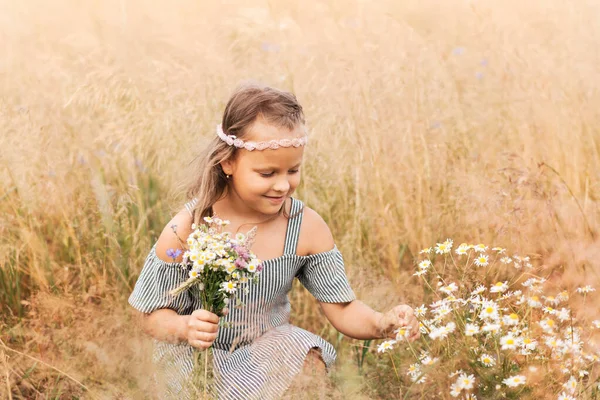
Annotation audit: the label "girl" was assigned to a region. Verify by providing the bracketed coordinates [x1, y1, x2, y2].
[129, 84, 420, 399]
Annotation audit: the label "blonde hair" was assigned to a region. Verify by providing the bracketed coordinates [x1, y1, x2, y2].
[185, 83, 305, 227]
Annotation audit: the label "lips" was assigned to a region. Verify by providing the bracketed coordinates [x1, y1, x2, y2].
[264, 195, 285, 203]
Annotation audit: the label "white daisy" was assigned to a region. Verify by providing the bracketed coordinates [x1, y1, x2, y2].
[435, 240, 452, 254]
[543, 295, 560, 306]
[556, 308, 570, 322]
[474, 254, 489, 267]
[440, 282, 459, 294]
[457, 373, 475, 390]
[500, 256, 512, 264]
[490, 281, 509, 293]
[220, 280, 237, 294]
[395, 326, 411, 341]
[473, 244, 488, 252]
[502, 375, 526, 387]
[501, 334, 519, 350]
[377, 340, 397, 353]
[418, 259, 432, 270]
[528, 296, 542, 308]
[543, 306, 556, 315]
[557, 290, 569, 302]
[471, 285, 486, 295]
[455, 243, 470, 255]
[481, 323, 501, 333]
[520, 337, 537, 351]
[540, 318, 557, 332]
[562, 376, 577, 394]
[449, 382, 462, 397]
[576, 285, 595, 294]
[465, 323, 480, 336]
[479, 301, 499, 321]
[479, 354, 496, 367]
[502, 313, 519, 326]
[415, 305, 427, 317]
[429, 322, 456, 340]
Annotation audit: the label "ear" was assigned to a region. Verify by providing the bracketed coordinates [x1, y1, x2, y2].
[220, 159, 234, 176]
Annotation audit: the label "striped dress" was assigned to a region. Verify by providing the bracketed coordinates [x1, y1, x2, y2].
[128, 198, 356, 399]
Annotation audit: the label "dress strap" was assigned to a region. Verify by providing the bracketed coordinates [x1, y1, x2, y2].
[283, 198, 304, 255]
[184, 198, 199, 218]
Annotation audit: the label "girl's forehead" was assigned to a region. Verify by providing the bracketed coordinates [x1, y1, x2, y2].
[245, 117, 305, 142]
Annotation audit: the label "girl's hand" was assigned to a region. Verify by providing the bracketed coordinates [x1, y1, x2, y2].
[185, 309, 220, 350]
[377, 305, 420, 342]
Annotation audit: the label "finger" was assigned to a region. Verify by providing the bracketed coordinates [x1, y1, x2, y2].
[192, 331, 218, 342]
[398, 306, 414, 319]
[191, 309, 220, 324]
[188, 320, 219, 334]
[189, 339, 213, 350]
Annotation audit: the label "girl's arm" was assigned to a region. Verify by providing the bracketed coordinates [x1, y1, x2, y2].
[138, 309, 190, 343]
[300, 207, 419, 341]
[138, 308, 219, 349]
[319, 301, 419, 341]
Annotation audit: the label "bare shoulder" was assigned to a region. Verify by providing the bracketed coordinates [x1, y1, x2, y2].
[155, 209, 194, 263]
[297, 205, 335, 256]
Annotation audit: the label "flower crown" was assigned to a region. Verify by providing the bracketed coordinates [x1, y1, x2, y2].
[216, 124, 308, 151]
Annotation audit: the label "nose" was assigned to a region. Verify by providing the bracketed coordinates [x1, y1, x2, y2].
[272, 175, 290, 193]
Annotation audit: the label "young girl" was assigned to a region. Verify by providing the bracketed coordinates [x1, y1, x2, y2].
[128, 84, 420, 399]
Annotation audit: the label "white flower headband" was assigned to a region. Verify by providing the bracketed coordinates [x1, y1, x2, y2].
[216, 124, 308, 151]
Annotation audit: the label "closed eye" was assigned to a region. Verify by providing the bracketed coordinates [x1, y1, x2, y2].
[259, 170, 300, 177]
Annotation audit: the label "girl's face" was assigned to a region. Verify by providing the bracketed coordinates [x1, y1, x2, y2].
[220, 117, 305, 216]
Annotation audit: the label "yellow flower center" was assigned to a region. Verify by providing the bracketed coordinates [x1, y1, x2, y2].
[509, 313, 518, 320]
[485, 307, 494, 314]
[506, 339, 514, 345]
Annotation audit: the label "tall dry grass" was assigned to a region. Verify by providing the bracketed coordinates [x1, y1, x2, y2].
[1, 0, 599, 398]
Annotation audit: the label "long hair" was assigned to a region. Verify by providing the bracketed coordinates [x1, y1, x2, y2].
[185, 83, 306, 227]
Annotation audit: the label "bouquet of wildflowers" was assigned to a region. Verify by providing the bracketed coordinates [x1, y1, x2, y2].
[378, 239, 600, 400]
[169, 216, 263, 316]
[167, 216, 263, 398]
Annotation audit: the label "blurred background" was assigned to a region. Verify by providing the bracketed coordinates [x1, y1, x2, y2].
[1, 0, 599, 398]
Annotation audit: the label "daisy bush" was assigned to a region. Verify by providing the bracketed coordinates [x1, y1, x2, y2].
[378, 239, 600, 399]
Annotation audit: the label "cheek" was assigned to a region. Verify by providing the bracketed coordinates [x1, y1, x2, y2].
[288, 174, 301, 191]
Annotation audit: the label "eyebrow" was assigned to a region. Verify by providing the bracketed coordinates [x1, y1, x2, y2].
[255, 163, 302, 170]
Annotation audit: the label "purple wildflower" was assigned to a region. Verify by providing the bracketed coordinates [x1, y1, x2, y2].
[235, 258, 247, 269]
[233, 245, 250, 261]
[166, 248, 182, 261]
[256, 263, 264, 273]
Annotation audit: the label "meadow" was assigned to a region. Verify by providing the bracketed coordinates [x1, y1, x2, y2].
[1, 0, 599, 398]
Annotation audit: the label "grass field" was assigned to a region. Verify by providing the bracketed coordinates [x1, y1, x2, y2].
[1, 0, 600, 398]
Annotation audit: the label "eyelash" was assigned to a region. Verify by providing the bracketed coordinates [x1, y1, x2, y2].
[259, 170, 299, 178]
